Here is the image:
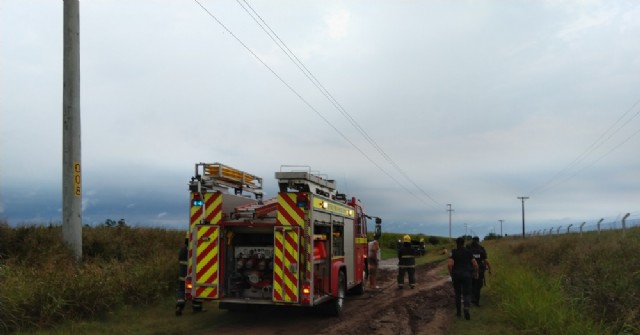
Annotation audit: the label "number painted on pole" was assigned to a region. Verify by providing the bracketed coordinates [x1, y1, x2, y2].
[74, 162, 81, 196]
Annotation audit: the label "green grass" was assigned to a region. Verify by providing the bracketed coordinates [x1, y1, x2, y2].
[447, 287, 518, 335]
[13, 298, 230, 335]
[0, 223, 182, 334]
[448, 231, 640, 335]
[4, 222, 638, 335]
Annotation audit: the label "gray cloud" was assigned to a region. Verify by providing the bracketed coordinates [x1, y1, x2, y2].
[2, 0, 639, 237]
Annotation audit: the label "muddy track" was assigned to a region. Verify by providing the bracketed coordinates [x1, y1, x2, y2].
[204, 260, 455, 335]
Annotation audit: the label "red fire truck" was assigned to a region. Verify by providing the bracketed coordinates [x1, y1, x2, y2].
[178, 162, 381, 316]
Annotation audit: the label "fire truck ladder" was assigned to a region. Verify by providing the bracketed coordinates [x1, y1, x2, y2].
[194, 162, 263, 198]
[275, 166, 337, 199]
[233, 197, 279, 219]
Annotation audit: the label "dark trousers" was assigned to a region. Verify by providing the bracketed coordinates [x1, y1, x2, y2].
[397, 266, 416, 286]
[176, 279, 185, 303]
[452, 274, 472, 313]
[471, 271, 485, 305]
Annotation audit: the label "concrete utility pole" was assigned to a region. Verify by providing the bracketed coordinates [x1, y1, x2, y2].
[517, 196, 529, 238]
[498, 219, 504, 236]
[446, 204, 454, 239]
[62, 0, 82, 260]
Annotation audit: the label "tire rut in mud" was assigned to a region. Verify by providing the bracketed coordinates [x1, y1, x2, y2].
[317, 262, 454, 335]
[201, 261, 454, 335]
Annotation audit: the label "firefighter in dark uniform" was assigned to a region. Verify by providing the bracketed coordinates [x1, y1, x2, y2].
[397, 234, 416, 289]
[175, 234, 203, 316]
[448, 237, 478, 320]
[467, 236, 491, 306]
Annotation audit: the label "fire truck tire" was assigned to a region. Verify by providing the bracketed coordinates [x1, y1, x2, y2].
[351, 282, 365, 295]
[325, 270, 346, 316]
[192, 301, 204, 313]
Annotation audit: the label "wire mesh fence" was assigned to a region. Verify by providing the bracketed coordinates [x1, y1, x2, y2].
[528, 211, 640, 236]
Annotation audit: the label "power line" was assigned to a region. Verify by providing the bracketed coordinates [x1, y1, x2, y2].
[530, 97, 640, 195]
[235, 0, 442, 207]
[193, 0, 433, 207]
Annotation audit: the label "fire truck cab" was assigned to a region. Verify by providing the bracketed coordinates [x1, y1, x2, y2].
[181, 162, 381, 316]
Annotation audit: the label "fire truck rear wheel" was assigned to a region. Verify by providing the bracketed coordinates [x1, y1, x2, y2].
[327, 270, 346, 316]
[351, 282, 365, 295]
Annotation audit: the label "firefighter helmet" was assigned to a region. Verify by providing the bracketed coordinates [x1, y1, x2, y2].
[403, 234, 411, 243]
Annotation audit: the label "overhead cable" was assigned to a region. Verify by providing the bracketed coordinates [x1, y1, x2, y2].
[236, 0, 442, 207]
[530, 97, 640, 195]
[193, 0, 433, 207]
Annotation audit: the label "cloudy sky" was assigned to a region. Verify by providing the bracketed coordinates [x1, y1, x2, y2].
[2, 0, 639, 237]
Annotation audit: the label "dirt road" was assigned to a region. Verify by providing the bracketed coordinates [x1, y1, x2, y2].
[204, 259, 454, 335]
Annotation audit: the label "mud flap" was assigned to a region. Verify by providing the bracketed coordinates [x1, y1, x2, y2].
[272, 226, 301, 303]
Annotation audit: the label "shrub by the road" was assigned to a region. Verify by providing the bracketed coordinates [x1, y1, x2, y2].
[488, 228, 640, 334]
[0, 221, 182, 334]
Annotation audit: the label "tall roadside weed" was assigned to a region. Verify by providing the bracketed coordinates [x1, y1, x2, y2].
[0, 222, 183, 334]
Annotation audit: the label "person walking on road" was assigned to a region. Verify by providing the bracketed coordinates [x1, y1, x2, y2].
[368, 235, 381, 289]
[448, 237, 478, 320]
[467, 236, 492, 306]
[397, 234, 416, 289]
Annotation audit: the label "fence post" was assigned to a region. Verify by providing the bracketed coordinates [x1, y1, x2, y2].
[597, 218, 604, 235]
[557, 226, 562, 235]
[622, 213, 631, 237]
[580, 222, 586, 235]
[567, 224, 573, 233]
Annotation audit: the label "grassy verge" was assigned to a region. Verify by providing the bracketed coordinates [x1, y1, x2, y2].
[448, 234, 635, 335]
[0, 223, 182, 334]
[13, 298, 228, 335]
[380, 243, 450, 266]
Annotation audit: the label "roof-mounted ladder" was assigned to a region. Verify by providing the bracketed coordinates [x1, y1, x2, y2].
[275, 166, 337, 198]
[193, 162, 263, 197]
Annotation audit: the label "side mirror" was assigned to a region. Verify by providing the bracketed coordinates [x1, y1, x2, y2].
[374, 222, 382, 239]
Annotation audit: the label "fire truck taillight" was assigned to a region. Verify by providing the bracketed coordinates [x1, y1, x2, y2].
[185, 277, 193, 299]
[192, 192, 203, 206]
[301, 281, 311, 305]
[296, 192, 309, 208]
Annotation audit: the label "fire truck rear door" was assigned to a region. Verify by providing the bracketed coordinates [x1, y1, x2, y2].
[272, 226, 301, 303]
[192, 224, 221, 299]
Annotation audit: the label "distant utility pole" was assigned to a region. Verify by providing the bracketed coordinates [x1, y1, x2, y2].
[499, 219, 504, 236]
[517, 196, 529, 238]
[63, 0, 82, 260]
[446, 204, 454, 239]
